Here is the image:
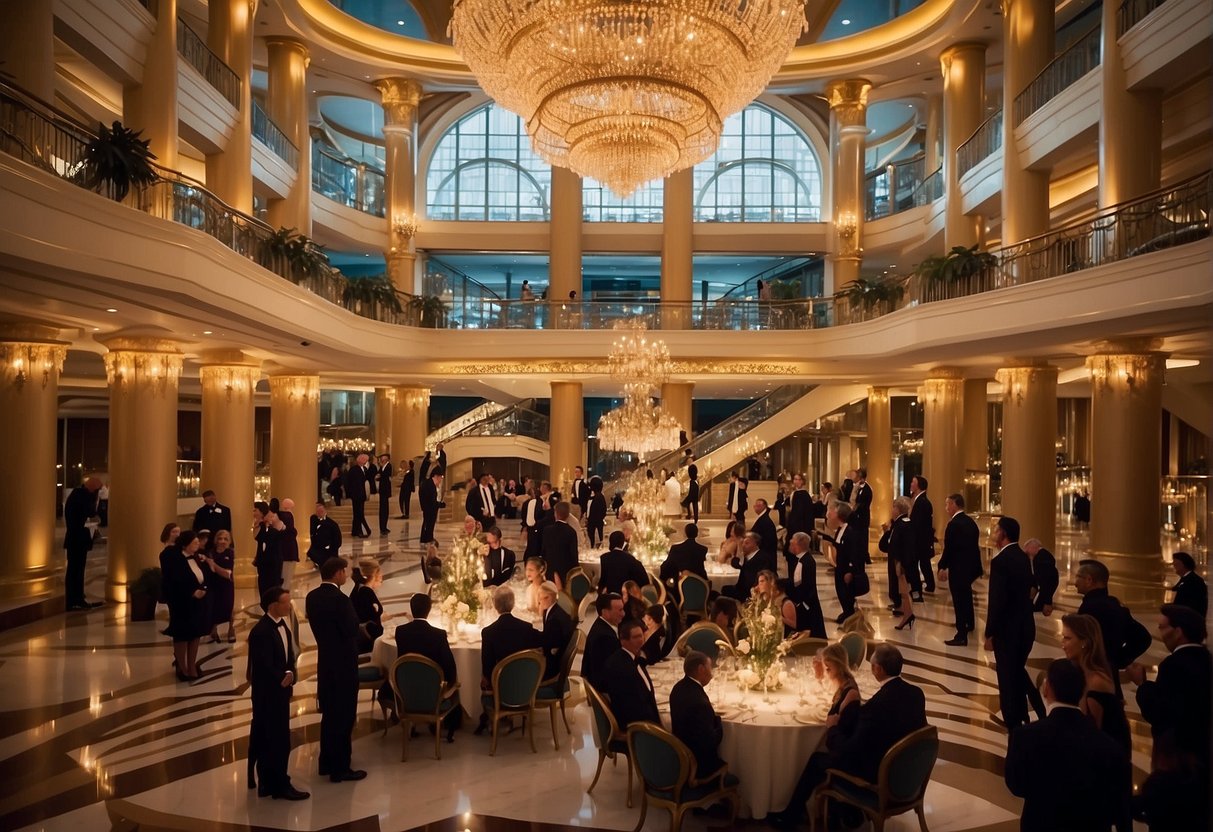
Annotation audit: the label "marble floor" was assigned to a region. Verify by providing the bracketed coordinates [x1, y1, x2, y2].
[0, 514, 1181, 832]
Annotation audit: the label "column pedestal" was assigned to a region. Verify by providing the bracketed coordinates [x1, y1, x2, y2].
[996, 363, 1058, 551]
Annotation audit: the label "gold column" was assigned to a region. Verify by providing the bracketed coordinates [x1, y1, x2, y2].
[922, 368, 965, 541]
[103, 338, 184, 602]
[996, 363, 1058, 550]
[549, 381, 584, 496]
[661, 168, 693, 329]
[1099, 0, 1161, 207]
[377, 78, 422, 293]
[924, 94, 943, 174]
[123, 0, 179, 168]
[1001, 0, 1053, 245]
[392, 385, 430, 462]
[0, 0, 54, 99]
[825, 79, 871, 294]
[549, 167, 583, 326]
[660, 382, 694, 441]
[0, 328, 67, 598]
[941, 43, 986, 250]
[962, 378, 990, 508]
[268, 373, 319, 548]
[374, 387, 395, 455]
[205, 0, 255, 210]
[200, 353, 259, 583]
[265, 38, 311, 234]
[1087, 346, 1166, 568]
[866, 387, 891, 528]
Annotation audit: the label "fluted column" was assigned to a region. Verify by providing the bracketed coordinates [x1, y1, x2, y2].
[0, 0, 54, 100]
[922, 368, 965, 541]
[0, 327, 67, 598]
[661, 169, 693, 329]
[1087, 346, 1166, 571]
[549, 381, 584, 497]
[200, 353, 259, 582]
[996, 363, 1058, 550]
[205, 0, 255, 210]
[392, 385, 430, 462]
[962, 378, 990, 509]
[268, 373, 320, 548]
[1099, 0, 1161, 207]
[661, 382, 694, 442]
[549, 168, 583, 326]
[866, 387, 891, 528]
[1001, 0, 1053, 245]
[123, 0, 179, 168]
[265, 38, 311, 234]
[941, 43, 986, 250]
[103, 338, 184, 602]
[374, 387, 395, 455]
[376, 78, 422, 293]
[825, 79, 871, 295]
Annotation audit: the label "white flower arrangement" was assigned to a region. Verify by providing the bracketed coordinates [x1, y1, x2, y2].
[736, 638, 752, 655]
[433, 533, 486, 624]
[737, 595, 793, 689]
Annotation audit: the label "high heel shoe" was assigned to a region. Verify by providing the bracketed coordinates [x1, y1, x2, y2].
[894, 614, 917, 631]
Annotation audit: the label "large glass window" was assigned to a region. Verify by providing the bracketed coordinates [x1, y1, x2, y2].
[693, 104, 822, 223]
[427, 105, 551, 221]
[582, 178, 663, 222]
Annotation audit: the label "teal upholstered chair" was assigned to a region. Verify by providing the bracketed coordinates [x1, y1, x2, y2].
[839, 631, 867, 669]
[565, 567, 594, 612]
[677, 573, 711, 627]
[583, 681, 635, 807]
[480, 648, 544, 755]
[389, 653, 459, 761]
[627, 721, 739, 832]
[673, 621, 732, 661]
[534, 628, 580, 748]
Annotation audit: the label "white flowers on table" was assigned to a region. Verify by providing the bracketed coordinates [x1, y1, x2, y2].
[736, 638, 752, 655]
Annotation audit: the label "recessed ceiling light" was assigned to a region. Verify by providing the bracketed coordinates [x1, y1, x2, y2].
[841, 18, 851, 25]
[92, 327, 100, 332]
[397, 19, 406, 25]
[202, 330, 213, 335]
[105, 308, 118, 313]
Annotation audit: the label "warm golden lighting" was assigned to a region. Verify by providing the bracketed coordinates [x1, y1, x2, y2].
[268, 374, 320, 405]
[103, 348, 183, 396]
[449, 0, 807, 195]
[0, 342, 67, 390]
[598, 323, 682, 456]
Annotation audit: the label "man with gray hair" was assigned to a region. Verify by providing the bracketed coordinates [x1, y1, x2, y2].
[725, 531, 775, 600]
[670, 651, 733, 779]
[475, 585, 540, 735]
[786, 531, 826, 637]
[1076, 558, 1151, 699]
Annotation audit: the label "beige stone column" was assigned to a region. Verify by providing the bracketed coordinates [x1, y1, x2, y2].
[924, 94, 943, 174]
[205, 0, 255, 211]
[922, 369, 965, 541]
[1087, 346, 1166, 572]
[825, 80, 871, 295]
[268, 373, 320, 548]
[1, 0, 54, 100]
[661, 169, 694, 329]
[392, 385, 430, 462]
[0, 328, 67, 598]
[374, 387, 395, 455]
[660, 382, 694, 442]
[941, 43, 986, 250]
[549, 381, 584, 496]
[866, 387, 892, 528]
[123, 0, 179, 168]
[103, 338, 183, 602]
[376, 78, 422, 293]
[962, 378, 990, 509]
[996, 363, 1058, 551]
[549, 168, 583, 326]
[1099, 0, 1161, 208]
[1001, 0, 1053, 245]
[199, 353, 259, 582]
[265, 39, 311, 234]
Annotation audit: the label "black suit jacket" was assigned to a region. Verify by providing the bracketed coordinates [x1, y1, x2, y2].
[787, 489, 813, 536]
[540, 520, 579, 586]
[63, 485, 97, 550]
[659, 539, 708, 591]
[401, 468, 415, 495]
[670, 676, 724, 775]
[307, 515, 342, 566]
[193, 502, 232, 534]
[540, 603, 575, 680]
[572, 478, 591, 510]
[480, 613, 540, 683]
[938, 512, 982, 583]
[483, 545, 516, 587]
[377, 463, 393, 499]
[582, 617, 619, 692]
[751, 511, 778, 556]
[394, 619, 457, 683]
[984, 544, 1035, 647]
[366, 463, 379, 495]
[833, 676, 927, 783]
[602, 647, 660, 728]
[840, 479, 854, 503]
[909, 492, 935, 556]
[1136, 644, 1212, 761]
[419, 479, 442, 513]
[878, 516, 914, 570]
[1077, 588, 1151, 670]
[1173, 571, 1209, 617]
[851, 482, 872, 529]
[1029, 548, 1059, 608]
[305, 582, 361, 689]
[248, 614, 296, 692]
[601, 548, 651, 595]
[829, 523, 866, 579]
[1005, 707, 1131, 832]
[345, 465, 368, 504]
[587, 493, 607, 526]
[731, 548, 776, 599]
[787, 551, 826, 638]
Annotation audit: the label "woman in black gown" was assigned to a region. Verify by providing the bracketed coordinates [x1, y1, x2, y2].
[203, 529, 236, 643]
[163, 530, 209, 680]
[351, 558, 387, 654]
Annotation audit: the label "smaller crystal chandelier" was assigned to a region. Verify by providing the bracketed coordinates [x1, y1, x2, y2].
[597, 322, 682, 458]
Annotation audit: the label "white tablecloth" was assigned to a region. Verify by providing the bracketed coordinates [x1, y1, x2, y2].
[577, 557, 740, 592]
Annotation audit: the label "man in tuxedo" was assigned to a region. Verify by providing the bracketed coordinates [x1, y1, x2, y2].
[307, 501, 342, 568]
[670, 651, 729, 777]
[907, 475, 934, 599]
[247, 587, 309, 800]
[727, 475, 749, 525]
[522, 481, 553, 558]
[538, 581, 575, 680]
[659, 524, 708, 602]
[466, 473, 497, 529]
[63, 477, 102, 611]
[602, 619, 660, 729]
[725, 532, 775, 601]
[376, 453, 393, 535]
[1076, 559, 1151, 699]
[387, 593, 461, 739]
[571, 466, 591, 519]
[1169, 551, 1208, 616]
[540, 501, 579, 591]
[850, 467, 873, 565]
[435, 441, 448, 476]
[939, 493, 983, 646]
[582, 593, 624, 691]
[482, 526, 516, 587]
[984, 516, 1041, 731]
[476, 587, 541, 733]
[1023, 537, 1058, 616]
[681, 453, 700, 522]
[192, 490, 232, 535]
[768, 644, 926, 829]
[344, 454, 372, 538]
[750, 499, 779, 560]
[304, 557, 366, 782]
[1005, 659, 1129, 832]
[418, 470, 444, 546]
[786, 532, 826, 638]
[601, 530, 650, 595]
[786, 474, 814, 541]
[825, 501, 866, 623]
[398, 459, 415, 519]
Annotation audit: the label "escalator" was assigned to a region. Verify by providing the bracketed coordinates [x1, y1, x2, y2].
[439, 399, 551, 472]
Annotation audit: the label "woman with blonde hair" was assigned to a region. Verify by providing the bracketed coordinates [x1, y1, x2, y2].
[716, 519, 745, 564]
[1060, 613, 1130, 749]
[814, 643, 861, 737]
[879, 496, 916, 630]
[351, 557, 388, 654]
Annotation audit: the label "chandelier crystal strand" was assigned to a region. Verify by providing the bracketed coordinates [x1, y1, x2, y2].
[450, 0, 807, 196]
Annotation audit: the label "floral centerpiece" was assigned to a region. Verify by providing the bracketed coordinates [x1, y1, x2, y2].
[434, 533, 487, 625]
[733, 597, 791, 690]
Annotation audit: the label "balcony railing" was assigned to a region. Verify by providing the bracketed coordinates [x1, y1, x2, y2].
[1118, 0, 1171, 36]
[176, 18, 241, 110]
[311, 141, 385, 217]
[911, 166, 943, 206]
[252, 101, 298, 168]
[1013, 25, 1101, 126]
[865, 155, 926, 220]
[957, 109, 1003, 179]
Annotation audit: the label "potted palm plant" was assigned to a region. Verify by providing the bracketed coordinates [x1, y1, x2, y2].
[128, 567, 161, 621]
[74, 121, 159, 201]
[407, 294, 448, 328]
[836, 276, 905, 319]
[342, 275, 403, 318]
[260, 228, 332, 283]
[914, 245, 998, 299]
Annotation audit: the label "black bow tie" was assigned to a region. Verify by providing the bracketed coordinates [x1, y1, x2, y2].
[275, 619, 288, 629]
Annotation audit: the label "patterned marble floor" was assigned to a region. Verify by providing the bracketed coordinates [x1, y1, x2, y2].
[0, 515, 1179, 832]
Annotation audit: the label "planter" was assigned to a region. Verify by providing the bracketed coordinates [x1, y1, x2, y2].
[130, 592, 158, 621]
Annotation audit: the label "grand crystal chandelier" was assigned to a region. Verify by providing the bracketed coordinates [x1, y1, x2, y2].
[449, 0, 808, 196]
[597, 323, 682, 457]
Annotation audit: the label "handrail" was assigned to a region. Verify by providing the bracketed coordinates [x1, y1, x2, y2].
[1118, 0, 1170, 37]
[176, 18, 241, 110]
[956, 109, 1003, 179]
[1012, 25, 1101, 126]
[251, 100, 298, 168]
[717, 257, 814, 300]
[911, 166, 943, 206]
[311, 139, 385, 217]
[425, 401, 509, 448]
[426, 255, 503, 300]
[865, 154, 926, 220]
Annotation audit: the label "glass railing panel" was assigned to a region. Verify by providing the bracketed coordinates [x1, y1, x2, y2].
[311, 143, 385, 217]
[426, 401, 509, 447]
[176, 18, 241, 109]
[912, 166, 943, 206]
[1118, 0, 1170, 37]
[957, 108, 1003, 179]
[461, 409, 549, 440]
[865, 156, 925, 220]
[1013, 26, 1101, 126]
[252, 101, 298, 168]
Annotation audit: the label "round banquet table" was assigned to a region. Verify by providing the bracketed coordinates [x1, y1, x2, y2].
[576, 556, 740, 593]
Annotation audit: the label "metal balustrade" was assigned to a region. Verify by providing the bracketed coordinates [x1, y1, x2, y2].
[176, 18, 241, 109]
[1012, 25, 1101, 126]
[956, 109, 1003, 180]
[911, 166, 943, 206]
[1118, 0, 1171, 36]
[311, 141, 385, 216]
[252, 101, 298, 168]
[865, 155, 926, 220]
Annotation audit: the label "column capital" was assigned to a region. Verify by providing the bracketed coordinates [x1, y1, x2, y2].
[394, 385, 431, 410]
[267, 373, 320, 404]
[867, 386, 889, 402]
[925, 366, 966, 380]
[1086, 352, 1167, 395]
[264, 36, 310, 63]
[995, 363, 1057, 404]
[939, 41, 987, 73]
[101, 337, 183, 392]
[0, 340, 67, 390]
[375, 77, 423, 128]
[825, 79, 871, 124]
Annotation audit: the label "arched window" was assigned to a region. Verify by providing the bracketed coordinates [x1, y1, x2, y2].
[582, 178, 663, 223]
[426, 105, 551, 221]
[693, 104, 822, 223]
